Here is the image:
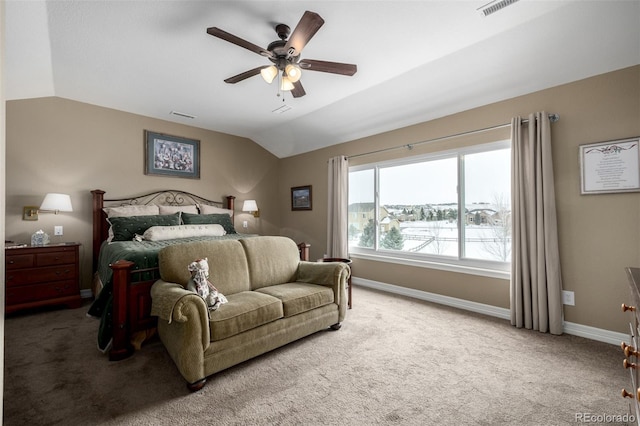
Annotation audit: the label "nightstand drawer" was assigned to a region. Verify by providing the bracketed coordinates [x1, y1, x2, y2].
[6, 265, 77, 287]
[6, 280, 79, 305]
[5, 254, 35, 270]
[37, 251, 76, 267]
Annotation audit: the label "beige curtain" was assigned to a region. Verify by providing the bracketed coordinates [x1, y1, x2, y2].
[510, 112, 563, 335]
[327, 155, 349, 258]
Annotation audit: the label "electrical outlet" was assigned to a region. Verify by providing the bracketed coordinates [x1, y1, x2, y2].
[243, 221, 248, 229]
[562, 290, 575, 306]
[54, 226, 63, 236]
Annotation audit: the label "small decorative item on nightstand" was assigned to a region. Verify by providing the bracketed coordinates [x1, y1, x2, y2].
[30, 229, 50, 246]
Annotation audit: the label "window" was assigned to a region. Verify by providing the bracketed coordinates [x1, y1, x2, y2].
[348, 141, 511, 274]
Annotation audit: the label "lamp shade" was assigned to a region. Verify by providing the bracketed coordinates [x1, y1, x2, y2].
[40, 193, 73, 212]
[284, 64, 302, 83]
[242, 200, 258, 212]
[280, 75, 294, 91]
[260, 65, 278, 84]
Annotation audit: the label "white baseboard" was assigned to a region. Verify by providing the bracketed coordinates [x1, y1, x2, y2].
[80, 289, 93, 299]
[353, 277, 628, 346]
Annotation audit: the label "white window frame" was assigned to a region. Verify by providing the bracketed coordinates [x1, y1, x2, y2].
[348, 140, 511, 280]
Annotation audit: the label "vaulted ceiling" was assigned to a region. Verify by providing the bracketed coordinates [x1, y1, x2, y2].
[5, 1, 640, 158]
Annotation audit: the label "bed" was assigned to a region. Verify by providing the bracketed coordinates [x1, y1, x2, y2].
[87, 189, 310, 361]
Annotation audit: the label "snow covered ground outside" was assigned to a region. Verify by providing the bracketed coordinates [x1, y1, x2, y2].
[350, 220, 511, 262]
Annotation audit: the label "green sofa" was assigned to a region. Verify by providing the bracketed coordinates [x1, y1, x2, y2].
[150, 236, 349, 391]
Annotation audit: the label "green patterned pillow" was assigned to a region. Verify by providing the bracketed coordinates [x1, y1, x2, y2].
[108, 213, 181, 241]
[182, 212, 237, 234]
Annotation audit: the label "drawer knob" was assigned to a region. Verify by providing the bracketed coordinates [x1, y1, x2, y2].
[624, 359, 637, 369]
[622, 303, 636, 312]
[622, 389, 635, 399]
[622, 343, 640, 358]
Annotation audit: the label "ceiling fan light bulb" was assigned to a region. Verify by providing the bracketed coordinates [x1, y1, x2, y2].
[285, 64, 302, 83]
[280, 76, 295, 91]
[261, 65, 278, 84]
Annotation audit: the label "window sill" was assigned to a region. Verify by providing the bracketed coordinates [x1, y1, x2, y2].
[349, 251, 510, 280]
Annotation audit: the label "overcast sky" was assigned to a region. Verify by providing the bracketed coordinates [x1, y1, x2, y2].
[349, 148, 510, 205]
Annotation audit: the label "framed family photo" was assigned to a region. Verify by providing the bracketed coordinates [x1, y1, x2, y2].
[144, 130, 200, 179]
[291, 185, 312, 211]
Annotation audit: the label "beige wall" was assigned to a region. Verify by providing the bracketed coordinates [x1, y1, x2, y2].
[5, 97, 281, 290]
[6, 66, 640, 334]
[279, 65, 640, 333]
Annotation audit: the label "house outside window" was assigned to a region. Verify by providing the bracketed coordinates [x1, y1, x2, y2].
[348, 141, 511, 276]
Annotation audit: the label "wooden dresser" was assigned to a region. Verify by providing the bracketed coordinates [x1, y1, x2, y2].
[622, 267, 640, 424]
[5, 243, 82, 314]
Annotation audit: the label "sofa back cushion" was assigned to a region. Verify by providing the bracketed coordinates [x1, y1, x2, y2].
[158, 239, 251, 295]
[240, 236, 300, 290]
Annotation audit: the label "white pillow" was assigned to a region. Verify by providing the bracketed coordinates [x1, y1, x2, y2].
[198, 204, 233, 216]
[103, 204, 160, 217]
[142, 224, 226, 241]
[157, 204, 198, 215]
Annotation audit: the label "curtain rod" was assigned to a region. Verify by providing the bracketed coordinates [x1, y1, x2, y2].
[348, 113, 559, 160]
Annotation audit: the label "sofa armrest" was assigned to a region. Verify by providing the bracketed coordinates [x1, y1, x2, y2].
[297, 261, 349, 320]
[150, 279, 210, 350]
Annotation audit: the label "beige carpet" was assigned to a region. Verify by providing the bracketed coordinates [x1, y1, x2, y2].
[4, 286, 631, 425]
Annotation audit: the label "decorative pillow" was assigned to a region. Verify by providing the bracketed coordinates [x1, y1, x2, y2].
[142, 224, 226, 241]
[198, 204, 233, 216]
[157, 205, 199, 215]
[182, 212, 237, 234]
[103, 204, 160, 217]
[107, 213, 181, 241]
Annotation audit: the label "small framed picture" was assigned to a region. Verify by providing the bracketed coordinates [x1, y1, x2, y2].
[144, 130, 200, 179]
[291, 185, 312, 211]
[579, 137, 640, 194]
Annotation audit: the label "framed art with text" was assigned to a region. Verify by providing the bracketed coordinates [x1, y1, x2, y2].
[144, 130, 200, 179]
[580, 137, 640, 194]
[291, 185, 312, 211]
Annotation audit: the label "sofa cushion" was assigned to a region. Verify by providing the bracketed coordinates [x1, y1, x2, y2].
[256, 283, 334, 317]
[158, 240, 251, 295]
[240, 237, 300, 290]
[209, 291, 283, 342]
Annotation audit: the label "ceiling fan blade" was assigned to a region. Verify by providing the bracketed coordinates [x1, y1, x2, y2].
[284, 11, 324, 57]
[224, 66, 266, 84]
[207, 27, 273, 58]
[299, 59, 357, 76]
[291, 80, 306, 98]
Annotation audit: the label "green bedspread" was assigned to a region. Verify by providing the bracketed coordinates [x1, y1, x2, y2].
[87, 234, 255, 352]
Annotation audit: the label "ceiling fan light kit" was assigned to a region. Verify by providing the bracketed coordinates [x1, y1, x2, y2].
[207, 10, 357, 99]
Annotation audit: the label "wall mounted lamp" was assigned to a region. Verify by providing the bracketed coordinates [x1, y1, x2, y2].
[242, 200, 260, 218]
[23, 193, 73, 221]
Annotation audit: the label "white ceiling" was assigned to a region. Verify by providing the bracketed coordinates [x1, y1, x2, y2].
[5, 1, 640, 158]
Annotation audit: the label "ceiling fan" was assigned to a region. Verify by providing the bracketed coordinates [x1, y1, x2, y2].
[206, 11, 357, 98]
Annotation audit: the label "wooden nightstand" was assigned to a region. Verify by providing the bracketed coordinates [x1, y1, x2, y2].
[5, 243, 82, 314]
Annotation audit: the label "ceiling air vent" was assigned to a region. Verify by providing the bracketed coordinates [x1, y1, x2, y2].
[477, 0, 520, 17]
[170, 110, 197, 119]
[272, 104, 292, 114]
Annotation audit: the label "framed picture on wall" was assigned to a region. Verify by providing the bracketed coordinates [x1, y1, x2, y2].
[291, 185, 312, 211]
[579, 136, 640, 194]
[144, 130, 200, 179]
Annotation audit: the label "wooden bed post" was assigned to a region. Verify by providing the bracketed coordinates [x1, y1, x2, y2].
[298, 242, 310, 261]
[225, 195, 235, 214]
[109, 260, 135, 361]
[91, 189, 106, 272]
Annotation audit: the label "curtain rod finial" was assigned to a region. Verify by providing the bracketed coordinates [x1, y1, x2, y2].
[549, 113, 560, 123]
